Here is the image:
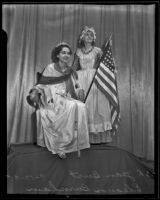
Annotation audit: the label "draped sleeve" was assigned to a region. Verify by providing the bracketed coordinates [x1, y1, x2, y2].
[42, 63, 54, 76]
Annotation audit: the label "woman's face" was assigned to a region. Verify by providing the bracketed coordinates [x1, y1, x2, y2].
[57, 47, 71, 64]
[83, 31, 94, 44]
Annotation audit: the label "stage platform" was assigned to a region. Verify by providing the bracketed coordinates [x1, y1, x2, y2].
[7, 143, 154, 194]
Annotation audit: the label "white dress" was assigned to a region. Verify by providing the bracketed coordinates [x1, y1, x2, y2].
[34, 63, 90, 154]
[76, 47, 112, 143]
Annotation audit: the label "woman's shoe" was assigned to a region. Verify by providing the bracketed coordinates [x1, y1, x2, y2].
[57, 152, 66, 159]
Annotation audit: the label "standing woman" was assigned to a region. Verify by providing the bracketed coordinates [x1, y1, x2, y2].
[28, 42, 90, 158]
[72, 26, 113, 144]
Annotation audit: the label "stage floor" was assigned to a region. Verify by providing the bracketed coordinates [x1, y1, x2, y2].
[7, 144, 154, 194]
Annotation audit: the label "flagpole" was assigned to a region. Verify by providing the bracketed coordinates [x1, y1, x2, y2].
[83, 34, 112, 103]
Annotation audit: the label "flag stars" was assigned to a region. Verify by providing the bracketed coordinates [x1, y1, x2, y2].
[110, 68, 114, 72]
[102, 45, 115, 73]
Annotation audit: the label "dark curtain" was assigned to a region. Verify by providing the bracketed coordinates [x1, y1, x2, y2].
[3, 4, 155, 160]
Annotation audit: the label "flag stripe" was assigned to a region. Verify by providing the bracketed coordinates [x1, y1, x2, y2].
[111, 105, 116, 116]
[96, 70, 117, 95]
[99, 66, 116, 86]
[100, 63, 115, 80]
[95, 74, 118, 100]
[97, 66, 116, 89]
[95, 76, 118, 105]
[113, 115, 120, 128]
[111, 109, 117, 123]
[94, 76, 118, 106]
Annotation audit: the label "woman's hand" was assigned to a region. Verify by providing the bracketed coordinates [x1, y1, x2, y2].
[26, 89, 40, 108]
[29, 89, 40, 104]
[78, 89, 85, 102]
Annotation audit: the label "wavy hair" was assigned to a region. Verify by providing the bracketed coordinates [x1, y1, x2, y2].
[51, 43, 72, 62]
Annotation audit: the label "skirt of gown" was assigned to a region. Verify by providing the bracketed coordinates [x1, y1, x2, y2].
[36, 96, 90, 154]
[77, 69, 113, 143]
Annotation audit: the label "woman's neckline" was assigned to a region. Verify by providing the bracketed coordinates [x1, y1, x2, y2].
[54, 63, 68, 74]
[81, 46, 94, 55]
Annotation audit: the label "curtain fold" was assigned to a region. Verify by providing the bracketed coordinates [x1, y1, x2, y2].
[3, 4, 155, 160]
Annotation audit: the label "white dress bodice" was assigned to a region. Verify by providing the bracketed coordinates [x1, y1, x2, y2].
[76, 47, 102, 70]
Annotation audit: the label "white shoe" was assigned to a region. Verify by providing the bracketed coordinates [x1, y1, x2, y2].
[57, 152, 66, 159]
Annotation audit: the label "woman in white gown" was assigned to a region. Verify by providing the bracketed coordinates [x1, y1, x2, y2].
[28, 42, 90, 158]
[72, 26, 113, 144]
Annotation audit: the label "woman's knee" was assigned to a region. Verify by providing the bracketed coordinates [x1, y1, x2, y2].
[77, 101, 86, 110]
[67, 100, 77, 110]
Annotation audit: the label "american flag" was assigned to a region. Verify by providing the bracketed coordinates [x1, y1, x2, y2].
[94, 39, 120, 134]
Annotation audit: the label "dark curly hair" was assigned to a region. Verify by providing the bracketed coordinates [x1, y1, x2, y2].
[51, 43, 72, 62]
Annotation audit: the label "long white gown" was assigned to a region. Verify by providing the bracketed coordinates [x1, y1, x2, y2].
[34, 63, 90, 155]
[76, 47, 112, 143]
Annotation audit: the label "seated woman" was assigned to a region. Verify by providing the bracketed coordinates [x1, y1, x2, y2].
[28, 42, 90, 159]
